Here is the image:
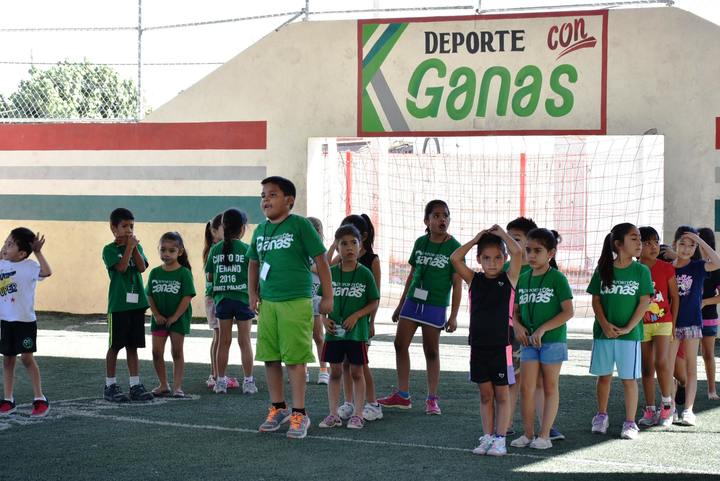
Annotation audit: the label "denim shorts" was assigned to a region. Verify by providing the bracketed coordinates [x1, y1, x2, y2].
[520, 342, 568, 364]
[215, 298, 255, 322]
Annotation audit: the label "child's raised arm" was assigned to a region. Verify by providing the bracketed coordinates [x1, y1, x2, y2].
[684, 231, 720, 272]
[450, 232, 484, 285]
[488, 225, 522, 286]
[32, 233, 52, 278]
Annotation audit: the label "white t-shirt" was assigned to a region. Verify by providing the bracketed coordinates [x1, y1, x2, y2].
[0, 259, 42, 322]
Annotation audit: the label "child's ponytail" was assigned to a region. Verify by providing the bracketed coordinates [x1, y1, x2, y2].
[360, 213, 376, 254]
[527, 228, 562, 269]
[203, 213, 223, 264]
[161, 232, 191, 270]
[598, 223, 636, 289]
[222, 208, 248, 265]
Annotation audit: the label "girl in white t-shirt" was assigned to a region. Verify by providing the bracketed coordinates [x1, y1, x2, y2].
[0, 228, 52, 418]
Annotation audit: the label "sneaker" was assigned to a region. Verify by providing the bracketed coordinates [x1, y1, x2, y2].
[337, 402, 355, 421]
[510, 434, 533, 448]
[673, 408, 681, 424]
[214, 377, 228, 394]
[506, 426, 516, 436]
[591, 413, 609, 434]
[620, 421, 640, 440]
[205, 375, 216, 389]
[242, 379, 258, 394]
[319, 414, 343, 428]
[377, 389, 412, 409]
[227, 377, 240, 389]
[658, 406, 673, 427]
[472, 434, 494, 455]
[347, 415, 364, 429]
[549, 426, 565, 441]
[30, 399, 50, 418]
[680, 409, 696, 426]
[638, 407, 657, 427]
[129, 384, 154, 401]
[104, 384, 130, 403]
[362, 402, 383, 421]
[675, 385, 686, 406]
[286, 412, 311, 439]
[486, 436, 507, 456]
[317, 370, 330, 385]
[259, 406, 291, 432]
[0, 399, 16, 415]
[529, 437, 552, 449]
[425, 397, 441, 415]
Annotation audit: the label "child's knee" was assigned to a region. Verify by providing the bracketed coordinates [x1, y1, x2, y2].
[171, 346, 183, 360]
[329, 365, 343, 380]
[3, 355, 15, 367]
[152, 349, 164, 361]
[350, 366, 363, 382]
[423, 345, 439, 361]
[20, 353, 35, 368]
[641, 364, 654, 378]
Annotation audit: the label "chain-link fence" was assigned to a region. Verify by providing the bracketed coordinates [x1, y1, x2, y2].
[0, 0, 670, 122]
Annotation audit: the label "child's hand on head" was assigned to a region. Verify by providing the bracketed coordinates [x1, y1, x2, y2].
[31, 234, 45, 253]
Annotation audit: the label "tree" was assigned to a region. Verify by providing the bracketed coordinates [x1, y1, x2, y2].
[0, 60, 141, 119]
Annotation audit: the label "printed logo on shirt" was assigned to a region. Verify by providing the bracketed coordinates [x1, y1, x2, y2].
[256, 233, 294, 253]
[600, 280, 640, 296]
[212, 254, 245, 273]
[0, 272, 18, 297]
[151, 279, 181, 295]
[519, 287, 554, 304]
[676, 274, 693, 297]
[332, 282, 367, 298]
[414, 251, 450, 269]
[645, 281, 666, 322]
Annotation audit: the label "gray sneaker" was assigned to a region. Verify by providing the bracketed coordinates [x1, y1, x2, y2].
[286, 412, 311, 439]
[337, 402, 354, 420]
[129, 383, 154, 401]
[259, 407, 291, 432]
[214, 377, 228, 394]
[242, 379, 258, 394]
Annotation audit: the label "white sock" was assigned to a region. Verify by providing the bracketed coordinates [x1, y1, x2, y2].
[244, 376, 254, 383]
[105, 377, 116, 387]
[220, 376, 228, 382]
[646, 405, 656, 412]
[661, 396, 672, 406]
[34, 396, 46, 402]
[129, 376, 140, 387]
[5, 397, 14, 403]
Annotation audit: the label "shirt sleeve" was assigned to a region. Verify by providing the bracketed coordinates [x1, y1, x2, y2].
[136, 243, 149, 268]
[181, 268, 196, 297]
[204, 245, 215, 274]
[554, 271, 574, 302]
[586, 269, 600, 295]
[408, 237, 420, 267]
[145, 270, 154, 299]
[300, 217, 326, 259]
[365, 268, 380, 301]
[246, 226, 259, 261]
[102, 244, 119, 270]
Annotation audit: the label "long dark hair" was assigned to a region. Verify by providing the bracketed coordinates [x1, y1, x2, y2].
[699, 227, 716, 251]
[598, 223, 636, 289]
[527, 228, 561, 269]
[341, 214, 375, 254]
[222, 208, 248, 265]
[424, 200, 449, 234]
[203, 213, 222, 264]
[161, 232, 191, 270]
[674, 225, 701, 261]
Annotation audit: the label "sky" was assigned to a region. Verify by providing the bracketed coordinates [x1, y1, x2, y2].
[0, 0, 717, 113]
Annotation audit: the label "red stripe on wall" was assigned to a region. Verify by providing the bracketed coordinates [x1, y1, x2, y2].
[0, 121, 266, 151]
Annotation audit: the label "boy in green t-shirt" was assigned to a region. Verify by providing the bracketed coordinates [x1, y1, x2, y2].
[101, 208, 153, 403]
[248, 176, 333, 439]
[317, 225, 380, 430]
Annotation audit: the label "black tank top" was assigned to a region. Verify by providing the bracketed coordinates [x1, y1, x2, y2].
[359, 251, 378, 272]
[469, 271, 514, 348]
[702, 270, 720, 320]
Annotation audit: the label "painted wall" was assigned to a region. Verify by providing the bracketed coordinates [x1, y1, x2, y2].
[0, 7, 717, 313]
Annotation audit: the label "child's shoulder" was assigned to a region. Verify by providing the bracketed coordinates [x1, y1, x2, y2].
[446, 235, 461, 248]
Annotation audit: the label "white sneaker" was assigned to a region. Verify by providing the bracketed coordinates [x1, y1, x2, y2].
[486, 436, 507, 456]
[510, 435, 533, 448]
[529, 437, 552, 449]
[317, 370, 330, 385]
[591, 413, 609, 434]
[242, 379, 258, 394]
[362, 402, 383, 421]
[620, 421, 640, 440]
[680, 409, 696, 426]
[673, 408, 681, 424]
[472, 434, 494, 455]
[337, 402, 354, 421]
[205, 375, 216, 389]
[213, 377, 228, 394]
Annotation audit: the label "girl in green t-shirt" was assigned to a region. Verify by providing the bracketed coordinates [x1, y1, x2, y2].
[511, 228, 574, 450]
[147, 232, 196, 398]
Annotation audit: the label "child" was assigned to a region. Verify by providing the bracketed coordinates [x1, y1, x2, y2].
[203, 213, 226, 389]
[671, 225, 720, 425]
[450, 225, 522, 456]
[147, 232, 196, 398]
[587, 223, 652, 440]
[378, 200, 462, 415]
[332, 214, 383, 422]
[205, 208, 257, 395]
[698, 227, 720, 400]
[637, 226, 679, 427]
[102, 208, 154, 402]
[318, 225, 380, 430]
[307, 216, 330, 386]
[0, 228, 52, 417]
[510, 228, 574, 450]
[248, 176, 332, 439]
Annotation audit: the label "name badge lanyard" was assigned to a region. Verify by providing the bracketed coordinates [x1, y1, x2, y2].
[120, 246, 139, 302]
[526, 268, 551, 334]
[416, 234, 448, 291]
[259, 216, 290, 265]
[337, 262, 359, 324]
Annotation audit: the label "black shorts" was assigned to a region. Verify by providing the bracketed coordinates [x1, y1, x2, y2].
[215, 298, 255, 322]
[470, 345, 514, 386]
[108, 309, 146, 350]
[321, 340, 368, 365]
[0, 321, 37, 356]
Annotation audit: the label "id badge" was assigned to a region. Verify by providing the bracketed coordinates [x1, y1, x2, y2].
[260, 262, 271, 281]
[413, 288, 429, 301]
[126, 292, 139, 304]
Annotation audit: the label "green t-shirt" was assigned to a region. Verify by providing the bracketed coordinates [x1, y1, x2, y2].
[503, 261, 532, 277]
[586, 261, 654, 341]
[247, 214, 326, 302]
[145, 266, 196, 333]
[407, 235, 461, 306]
[205, 240, 250, 304]
[102, 241, 149, 313]
[517, 268, 573, 343]
[319, 263, 380, 342]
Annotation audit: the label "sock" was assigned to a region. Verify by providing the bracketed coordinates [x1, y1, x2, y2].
[129, 376, 140, 387]
[661, 396, 672, 407]
[4, 397, 13, 403]
[292, 407, 306, 415]
[319, 367, 328, 373]
[244, 376, 254, 383]
[105, 377, 116, 387]
[34, 396, 47, 402]
[597, 411, 607, 416]
[495, 434, 505, 440]
[272, 401, 287, 410]
[397, 390, 410, 399]
[646, 405, 656, 412]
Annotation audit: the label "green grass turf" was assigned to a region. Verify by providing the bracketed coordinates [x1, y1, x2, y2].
[2, 353, 720, 480]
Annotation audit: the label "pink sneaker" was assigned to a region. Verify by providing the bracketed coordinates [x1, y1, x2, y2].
[658, 406, 673, 427]
[377, 389, 412, 409]
[637, 407, 656, 427]
[227, 377, 240, 389]
[425, 396, 441, 415]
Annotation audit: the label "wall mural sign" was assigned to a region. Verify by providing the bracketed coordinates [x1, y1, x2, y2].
[357, 11, 607, 136]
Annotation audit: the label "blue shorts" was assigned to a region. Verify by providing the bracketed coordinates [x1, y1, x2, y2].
[589, 339, 641, 379]
[215, 298, 255, 322]
[399, 298, 447, 329]
[520, 342, 568, 364]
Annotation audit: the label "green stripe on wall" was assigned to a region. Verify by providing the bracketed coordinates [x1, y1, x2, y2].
[0, 195, 263, 224]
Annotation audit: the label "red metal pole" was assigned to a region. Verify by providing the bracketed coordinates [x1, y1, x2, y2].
[519, 152, 526, 217]
[345, 150, 353, 216]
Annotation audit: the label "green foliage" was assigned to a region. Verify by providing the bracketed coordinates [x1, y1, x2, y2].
[0, 60, 139, 119]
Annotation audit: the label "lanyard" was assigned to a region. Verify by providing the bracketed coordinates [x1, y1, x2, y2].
[337, 262, 359, 321]
[417, 234, 448, 288]
[525, 267, 551, 331]
[259, 215, 289, 264]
